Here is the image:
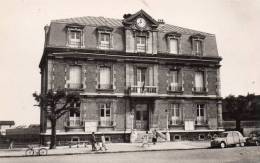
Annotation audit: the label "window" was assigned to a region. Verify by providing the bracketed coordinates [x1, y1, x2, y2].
[169, 70, 181, 92]
[99, 67, 112, 89]
[100, 33, 110, 49]
[68, 66, 82, 89]
[100, 103, 112, 126]
[169, 38, 178, 54]
[136, 68, 146, 86]
[194, 40, 202, 55]
[191, 34, 205, 56]
[68, 29, 83, 48]
[69, 102, 81, 127]
[196, 104, 206, 125]
[170, 104, 181, 125]
[174, 135, 181, 141]
[194, 71, 205, 92]
[136, 36, 146, 52]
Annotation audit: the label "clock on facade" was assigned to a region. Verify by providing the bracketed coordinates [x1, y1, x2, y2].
[136, 17, 146, 28]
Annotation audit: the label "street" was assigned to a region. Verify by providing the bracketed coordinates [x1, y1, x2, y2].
[1, 146, 260, 163]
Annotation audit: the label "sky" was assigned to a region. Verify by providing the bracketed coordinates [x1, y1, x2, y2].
[0, 0, 260, 126]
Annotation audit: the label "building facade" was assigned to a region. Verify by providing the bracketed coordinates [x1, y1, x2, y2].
[39, 10, 223, 143]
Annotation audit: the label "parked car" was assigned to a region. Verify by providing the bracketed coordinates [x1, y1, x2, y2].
[245, 131, 260, 146]
[210, 131, 246, 148]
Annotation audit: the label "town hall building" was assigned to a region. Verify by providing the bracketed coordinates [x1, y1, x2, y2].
[39, 10, 223, 144]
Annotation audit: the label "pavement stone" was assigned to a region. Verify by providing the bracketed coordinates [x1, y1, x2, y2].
[0, 141, 210, 158]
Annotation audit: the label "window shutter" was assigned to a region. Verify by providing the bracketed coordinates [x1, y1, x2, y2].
[153, 65, 158, 87]
[126, 64, 134, 88]
[148, 66, 154, 86]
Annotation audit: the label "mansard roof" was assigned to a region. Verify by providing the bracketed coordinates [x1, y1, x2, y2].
[52, 14, 214, 36]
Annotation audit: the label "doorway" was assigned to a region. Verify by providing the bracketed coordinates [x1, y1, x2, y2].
[135, 104, 148, 130]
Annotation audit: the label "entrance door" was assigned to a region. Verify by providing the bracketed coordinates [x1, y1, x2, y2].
[135, 104, 148, 130]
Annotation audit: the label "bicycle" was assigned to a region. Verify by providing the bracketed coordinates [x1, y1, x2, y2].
[25, 145, 48, 156]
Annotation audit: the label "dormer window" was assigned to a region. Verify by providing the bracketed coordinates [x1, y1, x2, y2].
[191, 34, 205, 56]
[97, 26, 113, 50]
[66, 24, 85, 48]
[69, 30, 81, 47]
[166, 32, 181, 54]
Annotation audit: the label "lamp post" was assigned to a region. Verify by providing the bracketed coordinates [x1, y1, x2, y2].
[165, 109, 170, 141]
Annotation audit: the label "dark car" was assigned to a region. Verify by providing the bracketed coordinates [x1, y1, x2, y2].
[246, 131, 260, 146]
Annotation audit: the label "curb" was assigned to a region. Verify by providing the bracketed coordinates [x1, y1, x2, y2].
[0, 147, 208, 158]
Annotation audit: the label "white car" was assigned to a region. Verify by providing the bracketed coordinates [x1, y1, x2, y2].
[210, 131, 246, 148]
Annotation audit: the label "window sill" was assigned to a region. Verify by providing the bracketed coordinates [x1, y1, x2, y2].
[167, 90, 183, 94]
[96, 88, 115, 92]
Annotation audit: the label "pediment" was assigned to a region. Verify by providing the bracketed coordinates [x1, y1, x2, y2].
[122, 10, 159, 30]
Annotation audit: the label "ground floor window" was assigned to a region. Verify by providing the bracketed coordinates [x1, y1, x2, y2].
[196, 104, 206, 125]
[169, 104, 182, 125]
[100, 103, 112, 126]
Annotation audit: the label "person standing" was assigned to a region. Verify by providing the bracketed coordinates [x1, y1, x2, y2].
[141, 131, 149, 147]
[90, 132, 97, 151]
[152, 129, 158, 145]
[101, 134, 108, 151]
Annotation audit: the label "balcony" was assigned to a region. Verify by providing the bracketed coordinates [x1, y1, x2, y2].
[168, 84, 183, 93]
[97, 84, 114, 91]
[129, 85, 157, 96]
[67, 83, 83, 90]
[193, 87, 207, 94]
[64, 119, 84, 132]
[98, 120, 115, 127]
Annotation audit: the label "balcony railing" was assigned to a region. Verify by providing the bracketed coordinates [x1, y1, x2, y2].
[97, 84, 114, 90]
[193, 87, 206, 93]
[168, 85, 183, 92]
[99, 42, 110, 49]
[195, 117, 208, 125]
[169, 118, 183, 125]
[98, 120, 115, 127]
[67, 83, 83, 89]
[129, 85, 157, 94]
[137, 45, 146, 53]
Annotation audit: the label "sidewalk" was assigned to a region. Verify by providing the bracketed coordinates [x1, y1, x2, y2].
[0, 141, 210, 158]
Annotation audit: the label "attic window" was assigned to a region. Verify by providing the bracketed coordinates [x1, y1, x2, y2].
[166, 32, 181, 54]
[190, 34, 206, 56]
[97, 26, 113, 50]
[66, 24, 85, 48]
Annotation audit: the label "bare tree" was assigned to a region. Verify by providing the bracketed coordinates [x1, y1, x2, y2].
[33, 89, 80, 149]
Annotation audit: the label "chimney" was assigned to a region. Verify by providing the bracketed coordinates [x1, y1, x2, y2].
[44, 25, 49, 47]
[157, 19, 165, 24]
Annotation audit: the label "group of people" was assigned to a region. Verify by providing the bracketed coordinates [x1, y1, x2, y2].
[89, 132, 108, 151]
[141, 129, 159, 147]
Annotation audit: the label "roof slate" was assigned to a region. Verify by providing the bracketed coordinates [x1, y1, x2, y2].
[52, 16, 213, 36]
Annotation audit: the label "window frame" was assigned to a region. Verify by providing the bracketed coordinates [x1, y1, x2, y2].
[169, 103, 182, 125]
[67, 65, 83, 89]
[193, 70, 207, 93]
[66, 27, 84, 48]
[190, 34, 205, 56]
[97, 65, 114, 90]
[136, 36, 147, 53]
[97, 26, 113, 50]
[166, 32, 181, 54]
[99, 103, 113, 127]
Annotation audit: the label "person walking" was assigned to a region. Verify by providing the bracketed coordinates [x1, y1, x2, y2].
[152, 129, 158, 145]
[90, 132, 97, 151]
[8, 139, 14, 149]
[141, 131, 149, 147]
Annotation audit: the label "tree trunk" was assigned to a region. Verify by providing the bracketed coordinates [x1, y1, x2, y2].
[235, 119, 241, 131]
[50, 119, 57, 149]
